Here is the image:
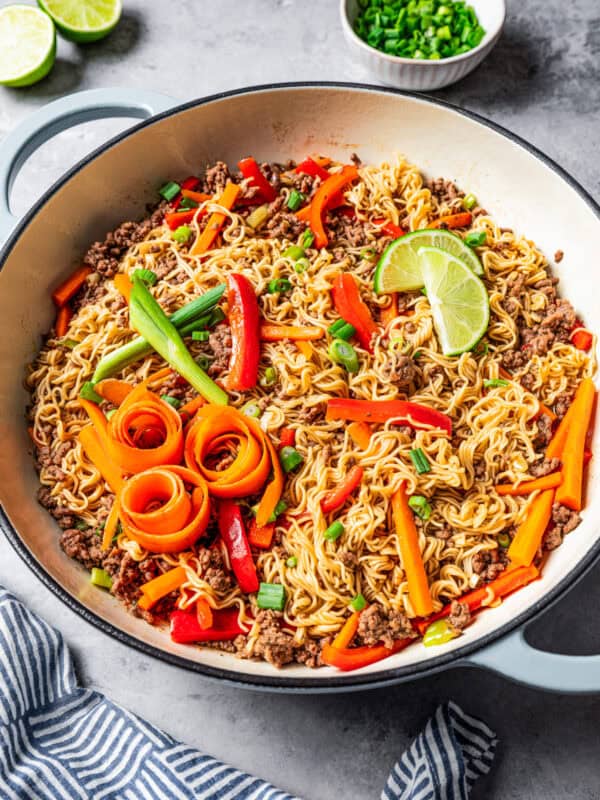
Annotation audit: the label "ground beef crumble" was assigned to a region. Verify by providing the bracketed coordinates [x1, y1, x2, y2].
[531, 457, 560, 478]
[356, 603, 416, 648]
[207, 325, 232, 379]
[471, 548, 508, 583]
[448, 601, 471, 630]
[543, 503, 581, 551]
[253, 610, 296, 668]
[266, 196, 305, 240]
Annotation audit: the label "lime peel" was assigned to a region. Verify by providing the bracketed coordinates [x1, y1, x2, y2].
[38, 0, 121, 42]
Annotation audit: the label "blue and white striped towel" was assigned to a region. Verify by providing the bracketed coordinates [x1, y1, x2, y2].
[0, 586, 496, 799]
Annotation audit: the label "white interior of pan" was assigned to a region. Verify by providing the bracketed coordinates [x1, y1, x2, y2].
[0, 86, 598, 681]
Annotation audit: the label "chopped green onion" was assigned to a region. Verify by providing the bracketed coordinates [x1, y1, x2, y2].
[178, 196, 198, 210]
[483, 378, 508, 388]
[409, 447, 431, 475]
[172, 225, 192, 244]
[462, 193, 477, 210]
[360, 247, 376, 260]
[324, 520, 345, 541]
[160, 395, 181, 409]
[300, 229, 314, 248]
[247, 203, 270, 230]
[283, 245, 305, 262]
[294, 257, 310, 274]
[497, 532, 511, 548]
[192, 330, 210, 342]
[408, 494, 432, 520]
[421, 286, 428, 296]
[267, 278, 293, 294]
[257, 581, 286, 611]
[207, 307, 226, 327]
[131, 268, 158, 286]
[423, 618, 459, 647]
[328, 338, 359, 373]
[260, 366, 278, 387]
[129, 277, 228, 405]
[464, 231, 487, 247]
[92, 285, 225, 383]
[158, 181, 180, 201]
[196, 355, 212, 371]
[241, 401, 262, 419]
[90, 567, 113, 590]
[74, 518, 89, 531]
[350, 593, 366, 612]
[62, 338, 79, 349]
[413, 350, 422, 359]
[472, 340, 489, 356]
[287, 189, 305, 212]
[280, 445, 303, 473]
[106, 408, 117, 420]
[80, 381, 103, 404]
[328, 319, 356, 341]
[286, 556, 298, 568]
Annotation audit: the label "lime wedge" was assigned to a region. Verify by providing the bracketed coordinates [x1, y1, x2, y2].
[373, 228, 483, 294]
[0, 5, 55, 87]
[418, 245, 489, 356]
[38, 0, 121, 42]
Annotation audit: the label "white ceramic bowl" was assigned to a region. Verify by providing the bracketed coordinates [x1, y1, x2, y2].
[340, 0, 506, 90]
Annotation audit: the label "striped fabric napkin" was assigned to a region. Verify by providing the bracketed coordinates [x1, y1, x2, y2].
[0, 586, 496, 799]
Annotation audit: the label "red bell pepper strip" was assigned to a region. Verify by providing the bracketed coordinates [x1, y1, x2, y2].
[170, 608, 246, 643]
[55, 304, 73, 337]
[321, 465, 364, 513]
[279, 427, 296, 449]
[217, 499, 259, 593]
[571, 328, 593, 352]
[373, 218, 406, 238]
[164, 208, 207, 230]
[415, 565, 540, 636]
[52, 265, 93, 308]
[321, 637, 414, 671]
[295, 157, 331, 181]
[247, 519, 275, 549]
[171, 176, 201, 209]
[331, 272, 379, 352]
[326, 398, 453, 436]
[238, 157, 277, 203]
[226, 273, 260, 391]
[310, 165, 359, 248]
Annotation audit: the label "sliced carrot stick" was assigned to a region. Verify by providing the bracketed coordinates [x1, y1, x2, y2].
[78, 425, 123, 494]
[52, 265, 92, 308]
[429, 212, 472, 230]
[95, 378, 133, 407]
[190, 182, 241, 256]
[114, 273, 133, 302]
[196, 597, 214, 629]
[179, 395, 205, 422]
[547, 378, 595, 463]
[555, 378, 596, 510]
[101, 499, 120, 551]
[332, 610, 361, 649]
[348, 421, 371, 450]
[145, 366, 174, 388]
[55, 305, 73, 337]
[296, 340, 313, 359]
[507, 489, 555, 567]
[380, 293, 399, 327]
[181, 189, 212, 204]
[260, 324, 324, 341]
[138, 566, 188, 610]
[391, 482, 433, 616]
[496, 471, 562, 497]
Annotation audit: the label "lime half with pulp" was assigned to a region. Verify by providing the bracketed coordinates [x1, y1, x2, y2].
[38, 0, 121, 42]
[0, 5, 56, 87]
[418, 245, 489, 356]
[373, 228, 483, 294]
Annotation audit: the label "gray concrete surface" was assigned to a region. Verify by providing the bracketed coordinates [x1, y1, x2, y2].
[2, 1, 600, 797]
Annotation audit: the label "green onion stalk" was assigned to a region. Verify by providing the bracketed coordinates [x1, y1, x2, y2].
[128, 277, 228, 405]
[92, 284, 225, 383]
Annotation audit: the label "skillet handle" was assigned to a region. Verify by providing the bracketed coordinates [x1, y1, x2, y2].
[0, 87, 175, 245]
[466, 624, 600, 693]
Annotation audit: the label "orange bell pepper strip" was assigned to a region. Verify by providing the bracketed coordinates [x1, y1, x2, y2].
[295, 204, 312, 223]
[94, 379, 133, 407]
[78, 424, 124, 495]
[55, 305, 73, 337]
[332, 610, 362, 649]
[415, 564, 540, 635]
[52, 265, 92, 307]
[119, 465, 210, 553]
[310, 165, 359, 248]
[190, 182, 241, 256]
[555, 377, 595, 510]
[296, 340, 313, 359]
[196, 597, 214, 629]
[137, 566, 188, 610]
[348, 422, 371, 450]
[496, 471, 562, 496]
[429, 212, 473, 229]
[507, 489, 556, 567]
[331, 272, 379, 352]
[101, 498, 121, 550]
[113, 273, 133, 302]
[321, 465, 363, 514]
[392, 483, 434, 617]
[380, 293, 399, 327]
[321, 637, 414, 671]
[181, 189, 212, 204]
[179, 395, 206, 425]
[326, 398, 453, 435]
[247, 519, 276, 549]
[260, 324, 324, 341]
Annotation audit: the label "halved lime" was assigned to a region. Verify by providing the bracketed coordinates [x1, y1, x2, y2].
[38, 0, 121, 42]
[418, 245, 489, 356]
[0, 5, 55, 87]
[373, 228, 483, 294]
